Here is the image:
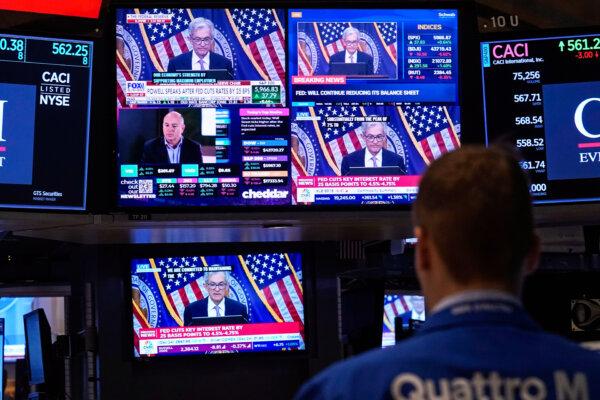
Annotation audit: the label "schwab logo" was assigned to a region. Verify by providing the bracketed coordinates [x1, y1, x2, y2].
[574, 97, 600, 139]
[242, 188, 289, 199]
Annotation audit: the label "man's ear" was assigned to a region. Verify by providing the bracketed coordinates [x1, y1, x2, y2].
[414, 226, 431, 273]
[524, 233, 540, 275]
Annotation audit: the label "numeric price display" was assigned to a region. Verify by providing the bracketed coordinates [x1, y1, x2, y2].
[481, 31, 600, 204]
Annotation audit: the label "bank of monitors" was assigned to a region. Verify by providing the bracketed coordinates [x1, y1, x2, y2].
[381, 291, 425, 348]
[0, 33, 93, 210]
[116, 7, 462, 208]
[480, 29, 600, 204]
[131, 251, 305, 357]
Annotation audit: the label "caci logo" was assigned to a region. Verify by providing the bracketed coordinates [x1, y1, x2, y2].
[40, 71, 71, 107]
[0, 100, 6, 167]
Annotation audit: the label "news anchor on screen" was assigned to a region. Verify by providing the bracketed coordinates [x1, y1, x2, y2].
[167, 17, 234, 79]
[183, 271, 249, 326]
[328, 27, 374, 75]
[340, 120, 406, 176]
[140, 111, 202, 164]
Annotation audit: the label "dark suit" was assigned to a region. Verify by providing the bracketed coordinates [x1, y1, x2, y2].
[183, 297, 249, 326]
[340, 148, 406, 176]
[140, 137, 202, 164]
[328, 50, 374, 75]
[167, 51, 234, 78]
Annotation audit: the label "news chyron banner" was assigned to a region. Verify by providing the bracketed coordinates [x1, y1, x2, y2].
[0, 34, 93, 210]
[131, 252, 304, 357]
[481, 31, 600, 204]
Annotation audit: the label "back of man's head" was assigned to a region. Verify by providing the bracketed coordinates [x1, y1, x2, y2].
[413, 146, 535, 287]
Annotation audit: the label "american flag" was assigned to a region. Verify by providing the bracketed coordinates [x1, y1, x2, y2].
[240, 253, 304, 329]
[151, 256, 209, 325]
[313, 105, 366, 173]
[132, 300, 150, 356]
[383, 294, 410, 331]
[398, 105, 459, 164]
[315, 22, 350, 59]
[228, 8, 285, 82]
[298, 40, 314, 76]
[116, 50, 133, 108]
[375, 23, 397, 62]
[290, 149, 308, 204]
[139, 8, 193, 72]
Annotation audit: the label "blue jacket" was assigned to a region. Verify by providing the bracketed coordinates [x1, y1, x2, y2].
[296, 298, 600, 399]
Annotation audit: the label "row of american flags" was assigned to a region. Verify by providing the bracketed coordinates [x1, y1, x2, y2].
[132, 253, 304, 356]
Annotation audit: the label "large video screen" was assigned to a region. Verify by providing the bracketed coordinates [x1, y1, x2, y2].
[0, 34, 93, 210]
[381, 292, 425, 348]
[481, 31, 600, 204]
[116, 7, 460, 208]
[131, 252, 305, 357]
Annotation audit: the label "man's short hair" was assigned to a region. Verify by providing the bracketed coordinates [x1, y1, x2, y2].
[164, 111, 184, 124]
[204, 270, 230, 284]
[361, 119, 387, 133]
[188, 17, 215, 37]
[341, 27, 360, 40]
[413, 146, 534, 285]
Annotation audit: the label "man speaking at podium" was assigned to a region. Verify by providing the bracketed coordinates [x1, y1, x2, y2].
[328, 27, 373, 76]
[167, 17, 234, 79]
[340, 120, 406, 176]
[183, 271, 248, 326]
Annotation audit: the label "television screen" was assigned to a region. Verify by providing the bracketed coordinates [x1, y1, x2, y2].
[0, 33, 93, 210]
[116, 7, 461, 208]
[480, 30, 600, 204]
[381, 292, 425, 348]
[131, 252, 305, 357]
[23, 309, 52, 385]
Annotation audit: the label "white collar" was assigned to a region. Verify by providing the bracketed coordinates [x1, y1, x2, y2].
[207, 296, 224, 311]
[192, 51, 210, 68]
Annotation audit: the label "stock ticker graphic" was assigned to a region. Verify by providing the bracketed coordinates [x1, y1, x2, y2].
[481, 32, 600, 204]
[0, 34, 93, 210]
[115, 8, 461, 208]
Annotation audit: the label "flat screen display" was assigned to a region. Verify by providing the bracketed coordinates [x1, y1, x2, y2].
[131, 252, 305, 357]
[381, 292, 425, 348]
[480, 31, 600, 204]
[0, 33, 93, 210]
[116, 7, 461, 208]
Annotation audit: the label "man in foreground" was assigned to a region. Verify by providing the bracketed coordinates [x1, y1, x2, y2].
[296, 146, 600, 399]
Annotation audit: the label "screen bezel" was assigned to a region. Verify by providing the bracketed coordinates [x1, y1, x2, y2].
[124, 241, 314, 361]
[111, 1, 480, 213]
